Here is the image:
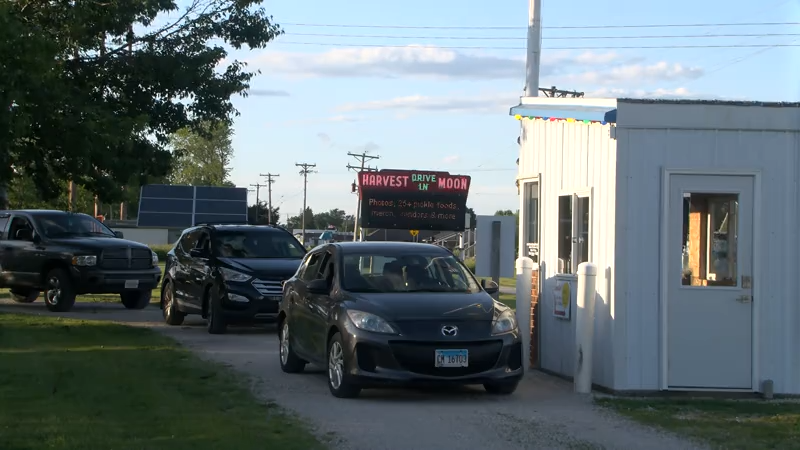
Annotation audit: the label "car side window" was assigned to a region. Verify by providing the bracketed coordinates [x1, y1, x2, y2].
[7, 216, 33, 241]
[319, 252, 336, 286]
[195, 231, 211, 253]
[0, 214, 10, 240]
[179, 229, 200, 253]
[300, 252, 324, 281]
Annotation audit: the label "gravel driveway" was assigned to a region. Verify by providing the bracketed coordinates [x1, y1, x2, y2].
[0, 301, 706, 450]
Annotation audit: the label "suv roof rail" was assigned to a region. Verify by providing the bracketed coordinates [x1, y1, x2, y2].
[194, 220, 250, 226]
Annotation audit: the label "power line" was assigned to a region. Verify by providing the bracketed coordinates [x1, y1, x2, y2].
[346, 152, 379, 242]
[280, 21, 800, 30]
[277, 41, 800, 50]
[288, 32, 800, 40]
[259, 173, 279, 225]
[295, 163, 317, 243]
[249, 183, 264, 224]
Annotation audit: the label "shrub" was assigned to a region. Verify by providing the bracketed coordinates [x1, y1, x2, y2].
[463, 256, 476, 273]
[149, 244, 173, 261]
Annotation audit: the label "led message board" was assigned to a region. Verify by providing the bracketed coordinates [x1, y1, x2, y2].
[358, 169, 471, 231]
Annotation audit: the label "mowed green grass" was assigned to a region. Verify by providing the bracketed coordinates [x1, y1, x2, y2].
[597, 398, 800, 450]
[0, 263, 166, 305]
[0, 313, 324, 450]
[477, 276, 516, 289]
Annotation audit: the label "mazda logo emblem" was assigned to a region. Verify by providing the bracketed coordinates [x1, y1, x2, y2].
[441, 325, 458, 336]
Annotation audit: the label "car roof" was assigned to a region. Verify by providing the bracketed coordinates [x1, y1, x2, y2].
[203, 224, 288, 233]
[0, 210, 90, 216]
[332, 241, 452, 255]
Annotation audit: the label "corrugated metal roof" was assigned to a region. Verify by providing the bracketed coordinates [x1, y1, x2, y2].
[617, 98, 800, 107]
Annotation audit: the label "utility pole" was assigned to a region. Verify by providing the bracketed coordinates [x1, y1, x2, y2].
[346, 152, 379, 242]
[295, 163, 316, 244]
[249, 183, 263, 224]
[260, 173, 279, 224]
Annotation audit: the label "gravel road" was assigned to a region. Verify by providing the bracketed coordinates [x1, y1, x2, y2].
[0, 301, 706, 450]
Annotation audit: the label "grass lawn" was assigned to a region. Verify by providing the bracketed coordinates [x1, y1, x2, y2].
[0, 263, 166, 305]
[597, 398, 800, 449]
[0, 313, 323, 450]
[498, 293, 516, 310]
[478, 276, 516, 289]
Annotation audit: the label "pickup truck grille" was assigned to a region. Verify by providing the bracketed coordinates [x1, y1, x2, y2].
[101, 248, 152, 270]
[251, 278, 283, 297]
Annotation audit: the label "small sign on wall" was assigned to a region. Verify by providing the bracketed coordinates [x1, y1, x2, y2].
[553, 278, 572, 319]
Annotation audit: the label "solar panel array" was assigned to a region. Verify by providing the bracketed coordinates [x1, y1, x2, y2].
[137, 184, 248, 228]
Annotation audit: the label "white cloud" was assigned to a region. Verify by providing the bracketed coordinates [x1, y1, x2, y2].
[253, 46, 647, 81]
[247, 89, 290, 97]
[337, 93, 517, 114]
[564, 62, 704, 86]
[442, 155, 460, 164]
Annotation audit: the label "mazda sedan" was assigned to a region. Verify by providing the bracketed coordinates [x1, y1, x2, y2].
[277, 241, 522, 398]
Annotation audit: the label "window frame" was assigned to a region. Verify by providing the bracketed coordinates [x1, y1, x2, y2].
[557, 187, 593, 274]
[519, 177, 540, 262]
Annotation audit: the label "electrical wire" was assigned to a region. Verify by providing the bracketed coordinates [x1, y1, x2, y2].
[287, 32, 800, 41]
[280, 21, 800, 30]
[276, 41, 800, 50]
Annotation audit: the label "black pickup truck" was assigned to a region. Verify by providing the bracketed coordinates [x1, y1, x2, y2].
[0, 210, 161, 312]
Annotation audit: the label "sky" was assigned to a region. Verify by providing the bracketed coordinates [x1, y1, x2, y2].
[216, 0, 800, 220]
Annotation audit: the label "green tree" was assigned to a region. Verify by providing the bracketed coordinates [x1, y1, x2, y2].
[313, 208, 347, 229]
[169, 121, 234, 187]
[0, 0, 282, 207]
[287, 207, 315, 231]
[247, 202, 280, 225]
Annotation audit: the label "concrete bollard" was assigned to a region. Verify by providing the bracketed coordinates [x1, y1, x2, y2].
[515, 257, 534, 371]
[574, 262, 598, 394]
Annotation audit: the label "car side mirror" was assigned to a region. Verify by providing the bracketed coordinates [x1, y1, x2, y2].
[114, 231, 124, 238]
[481, 279, 499, 295]
[15, 229, 33, 241]
[189, 248, 207, 258]
[307, 278, 330, 294]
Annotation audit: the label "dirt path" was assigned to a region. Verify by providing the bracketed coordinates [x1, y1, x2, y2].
[0, 301, 706, 450]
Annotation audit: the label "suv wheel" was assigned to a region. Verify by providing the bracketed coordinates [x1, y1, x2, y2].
[206, 287, 227, 334]
[44, 268, 77, 312]
[10, 289, 39, 303]
[121, 290, 151, 310]
[161, 282, 185, 325]
[279, 321, 307, 373]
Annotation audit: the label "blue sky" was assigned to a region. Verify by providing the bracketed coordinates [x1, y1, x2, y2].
[218, 0, 800, 220]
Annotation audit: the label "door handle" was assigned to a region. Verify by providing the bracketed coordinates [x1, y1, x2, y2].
[736, 295, 752, 303]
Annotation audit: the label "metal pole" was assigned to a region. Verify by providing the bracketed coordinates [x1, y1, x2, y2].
[525, 0, 542, 97]
[295, 164, 316, 244]
[260, 173, 279, 225]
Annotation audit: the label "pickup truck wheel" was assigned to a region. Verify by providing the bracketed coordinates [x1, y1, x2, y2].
[206, 287, 227, 335]
[10, 289, 39, 303]
[161, 282, 185, 325]
[44, 269, 77, 312]
[121, 290, 151, 310]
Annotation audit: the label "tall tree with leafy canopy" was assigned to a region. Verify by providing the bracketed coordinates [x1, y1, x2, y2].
[169, 121, 235, 187]
[0, 0, 281, 208]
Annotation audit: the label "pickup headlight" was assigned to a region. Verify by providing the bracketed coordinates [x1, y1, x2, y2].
[71, 255, 97, 267]
[346, 310, 397, 334]
[151, 251, 159, 265]
[219, 267, 251, 283]
[492, 309, 517, 335]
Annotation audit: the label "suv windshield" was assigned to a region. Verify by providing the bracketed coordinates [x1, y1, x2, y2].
[341, 253, 481, 294]
[212, 230, 306, 259]
[38, 214, 115, 238]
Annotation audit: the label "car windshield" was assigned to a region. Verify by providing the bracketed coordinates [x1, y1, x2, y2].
[38, 214, 115, 238]
[341, 253, 481, 294]
[212, 230, 306, 259]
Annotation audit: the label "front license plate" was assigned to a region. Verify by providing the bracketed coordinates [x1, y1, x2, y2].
[435, 349, 468, 368]
[124, 280, 139, 289]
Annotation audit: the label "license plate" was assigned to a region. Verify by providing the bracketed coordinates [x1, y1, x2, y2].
[124, 280, 139, 289]
[435, 349, 468, 368]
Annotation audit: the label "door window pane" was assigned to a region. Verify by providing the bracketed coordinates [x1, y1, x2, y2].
[557, 195, 572, 274]
[576, 197, 590, 266]
[681, 193, 738, 287]
[525, 182, 539, 261]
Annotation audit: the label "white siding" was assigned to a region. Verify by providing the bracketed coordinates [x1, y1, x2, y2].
[518, 118, 618, 389]
[615, 101, 800, 393]
[111, 227, 170, 246]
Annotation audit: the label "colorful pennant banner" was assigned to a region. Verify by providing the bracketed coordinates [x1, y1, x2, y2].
[513, 114, 608, 125]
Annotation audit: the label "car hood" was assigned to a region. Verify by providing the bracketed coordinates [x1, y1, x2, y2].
[217, 257, 301, 278]
[47, 236, 151, 251]
[345, 292, 501, 321]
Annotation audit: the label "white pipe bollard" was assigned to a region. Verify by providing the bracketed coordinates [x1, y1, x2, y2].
[574, 262, 598, 394]
[515, 257, 534, 371]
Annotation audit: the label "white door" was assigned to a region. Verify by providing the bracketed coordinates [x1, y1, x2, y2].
[667, 174, 754, 389]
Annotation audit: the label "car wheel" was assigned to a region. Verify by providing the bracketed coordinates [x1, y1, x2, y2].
[327, 332, 361, 398]
[483, 380, 520, 395]
[43, 268, 77, 312]
[120, 290, 151, 309]
[278, 321, 307, 373]
[161, 282, 184, 326]
[10, 289, 39, 303]
[206, 287, 227, 335]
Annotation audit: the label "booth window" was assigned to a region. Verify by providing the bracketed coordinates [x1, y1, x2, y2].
[524, 181, 539, 262]
[557, 192, 591, 274]
[681, 193, 738, 287]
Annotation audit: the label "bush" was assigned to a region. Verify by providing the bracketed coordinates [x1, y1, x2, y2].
[463, 256, 476, 273]
[149, 244, 173, 261]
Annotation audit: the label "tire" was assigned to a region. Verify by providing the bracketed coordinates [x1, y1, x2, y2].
[161, 282, 185, 326]
[120, 290, 151, 310]
[206, 286, 227, 335]
[278, 320, 307, 373]
[327, 332, 361, 398]
[10, 289, 39, 303]
[483, 380, 520, 395]
[43, 268, 77, 312]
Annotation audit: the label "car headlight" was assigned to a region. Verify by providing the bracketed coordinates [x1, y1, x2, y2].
[151, 251, 159, 265]
[71, 255, 97, 267]
[220, 267, 251, 282]
[492, 309, 517, 335]
[346, 310, 397, 334]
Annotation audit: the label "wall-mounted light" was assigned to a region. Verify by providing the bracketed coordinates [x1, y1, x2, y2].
[515, 179, 520, 195]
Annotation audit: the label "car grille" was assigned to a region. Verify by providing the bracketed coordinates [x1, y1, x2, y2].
[389, 340, 503, 377]
[100, 248, 152, 270]
[251, 278, 283, 297]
